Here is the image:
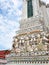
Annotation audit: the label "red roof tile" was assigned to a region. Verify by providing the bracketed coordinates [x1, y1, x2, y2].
[0, 50, 10, 59]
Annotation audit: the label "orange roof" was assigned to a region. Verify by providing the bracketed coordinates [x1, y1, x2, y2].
[0, 50, 10, 59]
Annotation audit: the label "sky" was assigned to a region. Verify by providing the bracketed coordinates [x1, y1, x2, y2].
[0, 0, 49, 50]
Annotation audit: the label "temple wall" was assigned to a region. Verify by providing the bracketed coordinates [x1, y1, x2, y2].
[32, 0, 39, 16]
[38, 3, 49, 32]
[46, 8, 49, 28]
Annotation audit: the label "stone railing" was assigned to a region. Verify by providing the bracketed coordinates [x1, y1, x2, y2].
[20, 15, 39, 25]
[20, 15, 41, 29]
[6, 51, 49, 64]
[6, 54, 49, 64]
[6, 51, 49, 58]
[16, 24, 43, 35]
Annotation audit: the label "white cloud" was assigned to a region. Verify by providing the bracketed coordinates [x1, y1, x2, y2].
[0, 0, 21, 49]
[0, 0, 22, 21]
[0, 16, 20, 50]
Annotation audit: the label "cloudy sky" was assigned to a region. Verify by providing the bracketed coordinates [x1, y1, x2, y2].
[0, 0, 49, 50]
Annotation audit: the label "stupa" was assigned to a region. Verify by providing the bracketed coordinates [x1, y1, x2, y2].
[6, 0, 49, 65]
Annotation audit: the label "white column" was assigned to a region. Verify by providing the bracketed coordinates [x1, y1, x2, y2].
[22, 0, 27, 19]
[40, 5, 47, 22]
[32, 0, 39, 16]
[46, 7, 49, 29]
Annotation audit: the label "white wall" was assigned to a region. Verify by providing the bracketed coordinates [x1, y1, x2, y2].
[46, 8, 49, 28]
[32, 0, 39, 16]
[22, 0, 27, 19]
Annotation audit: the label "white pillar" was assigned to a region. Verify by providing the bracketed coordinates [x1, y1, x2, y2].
[40, 5, 48, 26]
[46, 7, 49, 29]
[22, 0, 27, 19]
[32, 0, 39, 16]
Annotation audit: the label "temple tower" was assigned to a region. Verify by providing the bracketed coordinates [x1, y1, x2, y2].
[18, 0, 44, 35]
[6, 0, 49, 65]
